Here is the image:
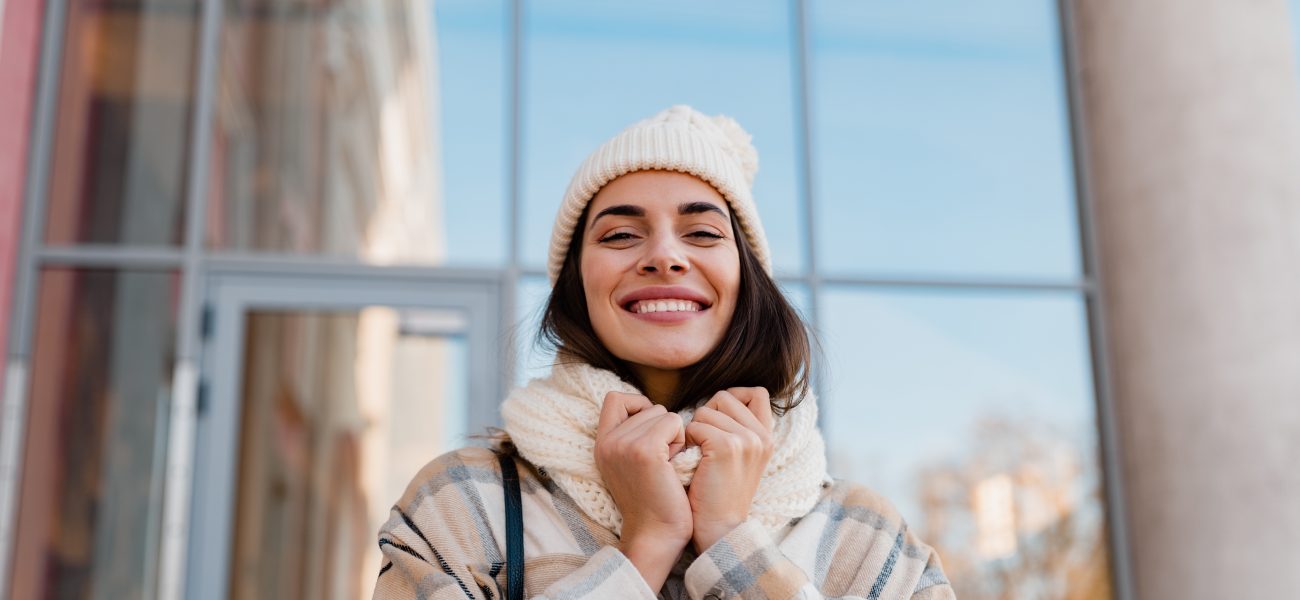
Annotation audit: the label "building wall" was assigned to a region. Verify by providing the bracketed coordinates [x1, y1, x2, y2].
[1071, 0, 1300, 597]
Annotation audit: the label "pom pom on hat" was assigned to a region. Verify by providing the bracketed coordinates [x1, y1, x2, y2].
[546, 105, 771, 284]
[700, 112, 760, 188]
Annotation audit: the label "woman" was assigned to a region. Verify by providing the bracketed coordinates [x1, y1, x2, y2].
[373, 105, 954, 599]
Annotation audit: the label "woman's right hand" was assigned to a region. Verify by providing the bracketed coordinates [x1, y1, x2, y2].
[594, 391, 692, 591]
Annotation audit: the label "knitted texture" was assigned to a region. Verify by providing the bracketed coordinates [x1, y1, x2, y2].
[546, 105, 772, 285]
[500, 360, 830, 536]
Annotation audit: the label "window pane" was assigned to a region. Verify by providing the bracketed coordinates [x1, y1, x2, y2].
[44, 0, 200, 245]
[437, 0, 509, 265]
[1292, 0, 1300, 76]
[515, 275, 555, 386]
[207, 0, 508, 266]
[522, 0, 805, 274]
[820, 286, 1111, 599]
[229, 308, 470, 598]
[10, 269, 177, 600]
[810, 0, 1081, 279]
[778, 280, 812, 324]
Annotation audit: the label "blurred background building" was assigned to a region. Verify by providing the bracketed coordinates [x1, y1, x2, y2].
[0, 1, 1297, 599]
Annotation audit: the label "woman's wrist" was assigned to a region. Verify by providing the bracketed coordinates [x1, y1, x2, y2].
[619, 531, 689, 592]
[691, 519, 743, 554]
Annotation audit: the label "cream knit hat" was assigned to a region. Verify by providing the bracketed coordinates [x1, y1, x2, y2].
[547, 105, 772, 284]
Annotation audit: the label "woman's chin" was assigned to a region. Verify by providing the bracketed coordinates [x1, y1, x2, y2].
[626, 349, 709, 372]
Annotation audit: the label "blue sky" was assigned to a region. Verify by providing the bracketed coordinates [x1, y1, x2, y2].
[432, 0, 1100, 527]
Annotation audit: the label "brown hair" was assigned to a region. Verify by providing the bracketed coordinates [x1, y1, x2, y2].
[538, 204, 815, 414]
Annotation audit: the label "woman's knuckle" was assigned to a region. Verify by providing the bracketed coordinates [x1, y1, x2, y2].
[595, 446, 612, 464]
[628, 443, 655, 461]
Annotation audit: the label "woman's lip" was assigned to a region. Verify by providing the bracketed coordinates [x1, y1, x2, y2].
[617, 285, 712, 308]
[625, 308, 705, 323]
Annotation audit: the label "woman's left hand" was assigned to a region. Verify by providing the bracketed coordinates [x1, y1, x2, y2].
[685, 387, 776, 553]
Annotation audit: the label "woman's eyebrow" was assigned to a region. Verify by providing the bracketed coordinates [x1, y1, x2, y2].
[678, 201, 727, 217]
[590, 201, 726, 227]
[591, 204, 645, 226]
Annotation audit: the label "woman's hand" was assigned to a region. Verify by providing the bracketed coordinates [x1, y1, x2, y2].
[595, 391, 692, 591]
[685, 387, 775, 553]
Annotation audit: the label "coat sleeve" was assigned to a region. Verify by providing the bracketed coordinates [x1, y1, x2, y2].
[372, 512, 657, 600]
[371, 451, 659, 600]
[370, 504, 495, 600]
[681, 521, 956, 600]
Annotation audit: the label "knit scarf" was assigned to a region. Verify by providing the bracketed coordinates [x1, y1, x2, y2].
[500, 360, 830, 536]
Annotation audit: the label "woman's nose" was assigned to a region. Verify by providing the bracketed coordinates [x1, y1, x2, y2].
[637, 237, 689, 275]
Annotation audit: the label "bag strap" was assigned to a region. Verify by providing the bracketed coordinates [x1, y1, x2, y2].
[498, 451, 525, 600]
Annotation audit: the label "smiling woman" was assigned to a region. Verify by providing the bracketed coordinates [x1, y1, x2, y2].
[549, 169, 809, 413]
[578, 173, 743, 390]
[371, 106, 954, 600]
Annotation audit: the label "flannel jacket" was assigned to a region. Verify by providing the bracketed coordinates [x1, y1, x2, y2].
[373, 447, 954, 600]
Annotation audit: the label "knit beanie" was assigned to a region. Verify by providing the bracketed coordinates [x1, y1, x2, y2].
[546, 105, 772, 284]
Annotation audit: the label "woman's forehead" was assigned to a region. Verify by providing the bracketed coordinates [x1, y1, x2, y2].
[589, 170, 730, 216]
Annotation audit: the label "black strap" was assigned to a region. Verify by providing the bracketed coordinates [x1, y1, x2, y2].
[498, 451, 524, 600]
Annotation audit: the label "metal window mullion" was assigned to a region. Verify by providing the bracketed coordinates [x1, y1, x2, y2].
[1056, 1, 1135, 599]
[157, 0, 224, 597]
[0, 0, 70, 593]
[502, 0, 524, 393]
[508, 0, 522, 271]
[35, 245, 186, 267]
[203, 252, 507, 282]
[791, 0, 824, 413]
[818, 274, 1092, 293]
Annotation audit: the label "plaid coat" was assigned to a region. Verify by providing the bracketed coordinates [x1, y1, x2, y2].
[373, 447, 954, 600]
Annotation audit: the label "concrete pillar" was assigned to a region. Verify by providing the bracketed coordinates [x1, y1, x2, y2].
[1070, 1, 1300, 598]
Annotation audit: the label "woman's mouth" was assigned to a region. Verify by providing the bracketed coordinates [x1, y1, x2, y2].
[622, 298, 710, 322]
[627, 299, 703, 314]
[617, 286, 713, 322]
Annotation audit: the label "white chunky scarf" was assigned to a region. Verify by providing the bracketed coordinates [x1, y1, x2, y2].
[500, 360, 831, 536]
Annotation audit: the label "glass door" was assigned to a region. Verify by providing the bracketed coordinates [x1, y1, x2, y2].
[184, 269, 502, 600]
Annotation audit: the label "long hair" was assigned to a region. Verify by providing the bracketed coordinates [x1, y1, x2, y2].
[538, 204, 815, 414]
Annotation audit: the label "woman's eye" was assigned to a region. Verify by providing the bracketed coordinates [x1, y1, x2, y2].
[598, 232, 636, 243]
[688, 231, 725, 240]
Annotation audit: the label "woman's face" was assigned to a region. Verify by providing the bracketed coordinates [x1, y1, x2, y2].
[580, 170, 741, 372]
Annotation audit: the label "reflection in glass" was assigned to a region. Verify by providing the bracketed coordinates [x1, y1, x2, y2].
[10, 269, 177, 599]
[1292, 0, 1300, 74]
[820, 286, 1111, 599]
[436, 0, 509, 265]
[778, 280, 813, 325]
[522, 0, 805, 274]
[229, 308, 469, 599]
[207, 0, 507, 265]
[809, 0, 1081, 279]
[514, 276, 556, 386]
[44, 0, 200, 245]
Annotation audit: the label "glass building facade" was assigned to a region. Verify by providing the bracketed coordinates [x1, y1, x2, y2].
[0, 1, 1123, 598]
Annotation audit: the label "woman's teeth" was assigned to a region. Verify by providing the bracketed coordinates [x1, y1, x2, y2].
[633, 300, 702, 314]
